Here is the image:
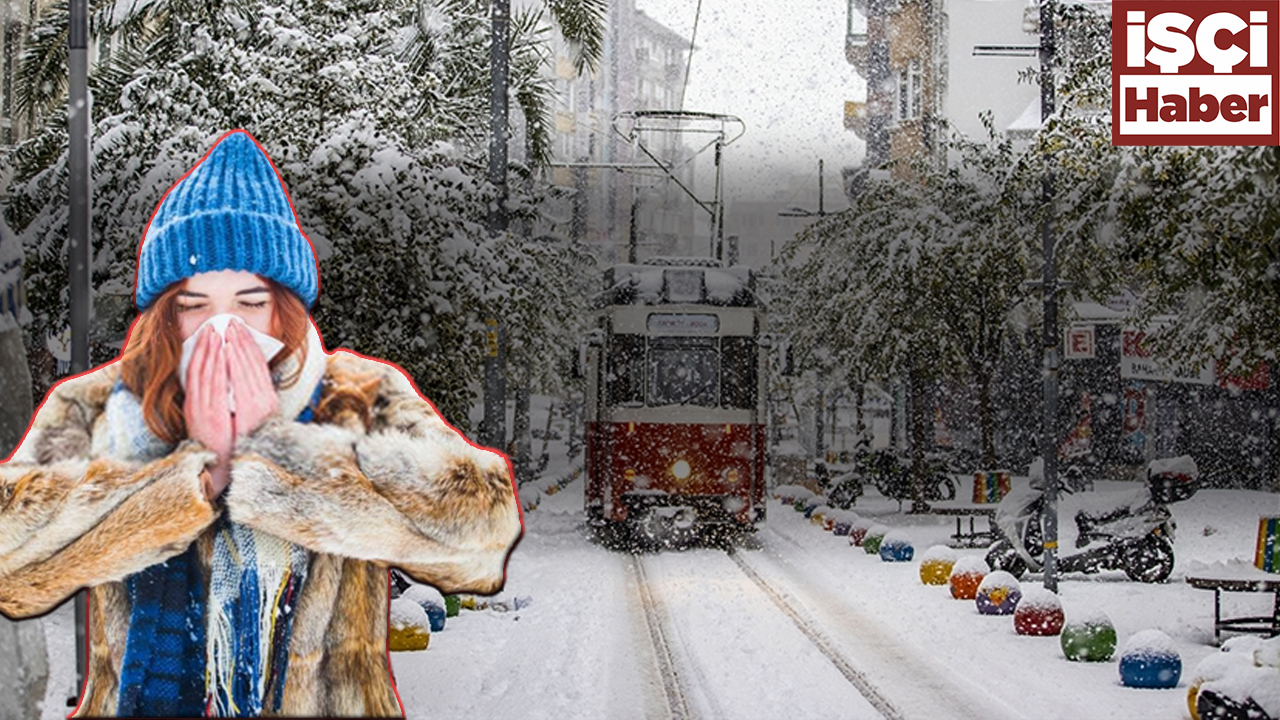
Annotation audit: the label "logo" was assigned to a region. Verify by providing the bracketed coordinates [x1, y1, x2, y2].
[1113, 2, 1278, 145]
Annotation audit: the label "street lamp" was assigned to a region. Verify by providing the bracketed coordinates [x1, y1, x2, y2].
[973, 0, 1061, 593]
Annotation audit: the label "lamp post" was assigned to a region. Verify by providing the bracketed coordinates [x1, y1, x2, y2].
[68, 0, 91, 701]
[482, 0, 510, 451]
[973, 0, 1059, 592]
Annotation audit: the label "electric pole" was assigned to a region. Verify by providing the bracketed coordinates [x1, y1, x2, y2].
[483, 0, 509, 451]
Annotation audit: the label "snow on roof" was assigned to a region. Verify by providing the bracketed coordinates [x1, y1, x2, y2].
[1007, 98, 1043, 134]
[596, 263, 757, 308]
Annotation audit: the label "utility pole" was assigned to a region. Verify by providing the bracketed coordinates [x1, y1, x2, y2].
[1036, 0, 1061, 595]
[68, 0, 91, 702]
[483, 0, 509, 451]
[973, 0, 1059, 593]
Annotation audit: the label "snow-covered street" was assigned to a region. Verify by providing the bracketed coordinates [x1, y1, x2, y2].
[382, 467, 1279, 720]
[28, 414, 1278, 720]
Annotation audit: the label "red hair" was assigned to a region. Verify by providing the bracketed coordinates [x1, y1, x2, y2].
[118, 277, 311, 444]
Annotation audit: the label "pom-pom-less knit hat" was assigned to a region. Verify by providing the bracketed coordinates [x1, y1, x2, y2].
[135, 130, 319, 310]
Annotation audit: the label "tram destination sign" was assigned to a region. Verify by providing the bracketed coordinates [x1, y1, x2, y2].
[647, 314, 720, 335]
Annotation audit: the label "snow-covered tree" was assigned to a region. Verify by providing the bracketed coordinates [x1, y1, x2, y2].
[6, 0, 603, 429]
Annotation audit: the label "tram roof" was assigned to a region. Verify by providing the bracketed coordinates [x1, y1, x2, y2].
[593, 262, 758, 309]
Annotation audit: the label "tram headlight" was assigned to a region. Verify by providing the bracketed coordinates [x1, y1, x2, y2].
[723, 468, 740, 485]
[671, 459, 692, 480]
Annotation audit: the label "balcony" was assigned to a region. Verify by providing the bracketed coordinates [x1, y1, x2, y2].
[843, 100, 867, 138]
[846, 31, 868, 75]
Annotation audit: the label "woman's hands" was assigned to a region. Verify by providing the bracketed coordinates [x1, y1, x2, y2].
[225, 321, 279, 437]
[183, 321, 279, 500]
[184, 326, 233, 499]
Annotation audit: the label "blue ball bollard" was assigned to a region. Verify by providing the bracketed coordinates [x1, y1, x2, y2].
[1119, 630, 1181, 689]
[878, 531, 915, 562]
[422, 601, 447, 632]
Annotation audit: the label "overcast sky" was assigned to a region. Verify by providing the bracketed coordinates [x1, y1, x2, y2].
[634, 0, 867, 212]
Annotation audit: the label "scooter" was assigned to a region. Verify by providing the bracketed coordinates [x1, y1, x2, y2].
[985, 456, 1199, 583]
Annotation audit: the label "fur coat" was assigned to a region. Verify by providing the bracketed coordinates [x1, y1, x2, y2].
[0, 325, 523, 717]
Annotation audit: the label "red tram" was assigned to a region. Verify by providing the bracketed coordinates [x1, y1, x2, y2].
[583, 259, 767, 544]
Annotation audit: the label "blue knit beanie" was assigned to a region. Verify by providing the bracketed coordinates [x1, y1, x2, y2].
[135, 131, 319, 310]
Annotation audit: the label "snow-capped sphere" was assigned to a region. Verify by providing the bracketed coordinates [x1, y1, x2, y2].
[879, 530, 914, 562]
[1014, 587, 1064, 636]
[1059, 609, 1117, 662]
[403, 584, 448, 632]
[919, 545, 958, 585]
[831, 509, 854, 536]
[774, 484, 803, 504]
[848, 517, 874, 547]
[1190, 637, 1280, 720]
[810, 504, 832, 526]
[792, 489, 817, 511]
[975, 570, 1022, 615]
[949, 556, 990, 600]
[388, 597, 431, 652]
[802, 499, 822, 518]
[1119, 629, 1181, 689]
[863, 525, 891, 555]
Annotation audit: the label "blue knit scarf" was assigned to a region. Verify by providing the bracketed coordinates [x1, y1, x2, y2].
[114, 381, 322, 718]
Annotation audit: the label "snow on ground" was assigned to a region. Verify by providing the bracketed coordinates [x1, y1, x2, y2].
[31, 395, 1280, 718]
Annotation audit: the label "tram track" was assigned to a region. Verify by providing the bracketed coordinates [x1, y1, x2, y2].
[746, 525, 1025, 720]
[630, 554, 695, 720]
[629, 543, 895, 720]
[725, 547, 904, 720]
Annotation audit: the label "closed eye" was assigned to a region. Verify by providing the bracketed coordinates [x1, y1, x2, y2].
[240, 301, 269, 310]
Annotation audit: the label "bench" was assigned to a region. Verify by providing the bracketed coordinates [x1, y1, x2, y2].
[1186, 569, 1280, 644]
[928, 506, 999, 548]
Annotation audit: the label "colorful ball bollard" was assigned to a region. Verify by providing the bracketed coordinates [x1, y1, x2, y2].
[949, 556, 990, 600]
[919, 545, 958, 585]
[863, 525, 890, 554]
[810, 506, 830, 526]
[1014, 587, 1064, 636]
[803, 500, 821, 518]
[388, 598, 431, 652]
[832, 518, 853, 536]
[879, 531, 914, 562]
[1119, 630, 1182, 689]
[848, 519, 873, 547]
[975, 570, 1022, 615]
[1060, 611, 1118, 662]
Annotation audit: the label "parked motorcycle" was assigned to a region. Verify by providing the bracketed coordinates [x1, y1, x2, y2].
[985, 456, 1199, 583]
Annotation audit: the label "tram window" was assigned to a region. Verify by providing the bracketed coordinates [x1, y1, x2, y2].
[721, 336, 757, 409]
[607, 334, 645, 406]
[647, 336, 718, 407]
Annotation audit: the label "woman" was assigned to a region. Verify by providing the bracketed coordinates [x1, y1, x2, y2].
[0, 130, 523, 717]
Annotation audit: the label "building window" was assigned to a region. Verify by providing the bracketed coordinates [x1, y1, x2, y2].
[896, 58, 923, 122]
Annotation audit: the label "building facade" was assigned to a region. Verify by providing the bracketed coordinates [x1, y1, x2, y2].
[544, 0, 699, 264]
[843, 0, 1040, 187]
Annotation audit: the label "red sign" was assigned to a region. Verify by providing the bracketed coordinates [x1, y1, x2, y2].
[1064, 326, 1096, 359]
[1218, 362, 1271, 390]
[1113, 1, 1279, 145]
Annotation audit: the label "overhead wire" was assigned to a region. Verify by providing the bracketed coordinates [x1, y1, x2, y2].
[678, 0, 702, 110]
